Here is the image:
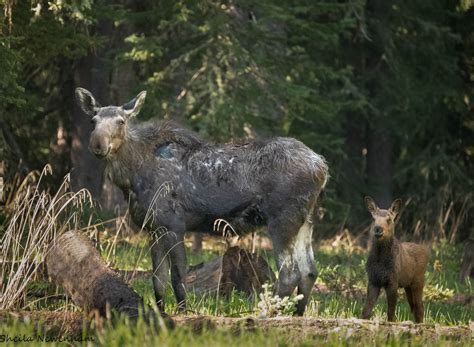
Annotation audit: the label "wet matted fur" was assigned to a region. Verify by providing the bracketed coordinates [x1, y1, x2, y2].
[75, 88, 329, 315]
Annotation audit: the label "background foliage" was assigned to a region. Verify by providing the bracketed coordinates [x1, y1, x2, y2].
[0, 0, 472, 240]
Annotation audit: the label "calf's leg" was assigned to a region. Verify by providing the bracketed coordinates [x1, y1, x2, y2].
[404, 286, 415, 314]
[386, 284, 398, 322]
[362, 284, 380, 319]
[412, 284, 424, 323]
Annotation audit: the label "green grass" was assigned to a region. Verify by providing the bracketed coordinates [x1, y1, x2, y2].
[1, 234, 472, 346]
[0, 312, 471, 347]
[115, 238, 472, 325]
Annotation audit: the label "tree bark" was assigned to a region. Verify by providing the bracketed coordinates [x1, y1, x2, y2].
[366, 122, 392, 208]
[364, 0, 393, 208]
[70, 27, 111, 198]
[70, 12, 120, 199]
[191, 233, 203, 252]
[100, 6, 139, 210]
[186, 246, 275, 295]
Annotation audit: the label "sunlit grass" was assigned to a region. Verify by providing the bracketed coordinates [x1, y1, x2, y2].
[115, 237, 472, 326]
[1, 205, 472, 346]
[1, 313, 471, 347]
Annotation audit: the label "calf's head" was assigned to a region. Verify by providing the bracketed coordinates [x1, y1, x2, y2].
[75, 88, 147, 158]
[365, 196, 402, 241]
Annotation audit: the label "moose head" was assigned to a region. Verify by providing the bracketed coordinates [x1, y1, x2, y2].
[75, 88, 147, 158]
[365, 196, 402, 241]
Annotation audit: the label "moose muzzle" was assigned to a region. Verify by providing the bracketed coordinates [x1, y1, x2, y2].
[374, 226, 384, 239]
[89, 130, 111, 158]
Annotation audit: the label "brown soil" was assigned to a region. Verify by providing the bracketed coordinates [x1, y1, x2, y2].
[172, 316, 473, 340]
[1, 311, 471, 340]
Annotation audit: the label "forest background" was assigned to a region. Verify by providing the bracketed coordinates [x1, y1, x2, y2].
[0, 0, 472, 242]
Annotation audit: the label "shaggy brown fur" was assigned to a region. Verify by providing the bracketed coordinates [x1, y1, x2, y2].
[362, 197, 430, 323]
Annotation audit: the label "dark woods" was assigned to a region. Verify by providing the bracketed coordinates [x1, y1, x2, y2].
[0, 1, 473, 242]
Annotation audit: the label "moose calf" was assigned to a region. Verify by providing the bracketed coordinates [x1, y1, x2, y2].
[362, 197, 429, 323]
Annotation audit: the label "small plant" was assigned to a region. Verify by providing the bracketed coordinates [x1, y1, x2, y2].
[423, 283, 455, 301]
[256, 283, 304, 318]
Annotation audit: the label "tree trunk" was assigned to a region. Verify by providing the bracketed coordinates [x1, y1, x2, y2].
[70, 11, 125, 199]
[100, 9, 139, 210]
[341, 113, 367, 224]
[364, 0, 393, 208]
[191, 233, 203, 252]
[366, 122, 392, 208]
[70, 20, 112, 198]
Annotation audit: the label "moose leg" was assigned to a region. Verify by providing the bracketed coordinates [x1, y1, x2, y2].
[412, 284, 424, 323]
[404, 286, 415, 314]
[167, 231, 187, 311]
[150, 236, 170, 313]
[269, 221, 300, 300]
[362, 284, 380, 319]
[294, 218, 317, 316]
[386, 284, 398, 322]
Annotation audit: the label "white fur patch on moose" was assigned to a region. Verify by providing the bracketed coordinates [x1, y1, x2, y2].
[293, 218, 314, 276]
[278, 215, 314, 276]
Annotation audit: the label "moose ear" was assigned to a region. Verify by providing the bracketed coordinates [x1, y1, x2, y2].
[122, 91, 147, 118]
[365, 196, 379, 215]
[389, 198, 402, 217]
[75, 88, 100, 116]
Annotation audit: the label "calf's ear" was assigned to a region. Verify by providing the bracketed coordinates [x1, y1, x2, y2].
[75, 88, 100, 116]
[389, 198, 402, 217]
[364, 196, 379, 215]
[122, 91, 147, 118]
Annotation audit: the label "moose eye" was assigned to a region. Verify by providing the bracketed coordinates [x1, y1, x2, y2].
[117, 118, 125, 126]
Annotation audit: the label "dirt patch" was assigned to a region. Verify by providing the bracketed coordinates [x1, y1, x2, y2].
[1, 311, 471, 340]
[173, 315, 473, 340]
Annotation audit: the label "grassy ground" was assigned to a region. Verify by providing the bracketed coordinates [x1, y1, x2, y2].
[119, 235, 472, 324]
[1, 232, 473, 346]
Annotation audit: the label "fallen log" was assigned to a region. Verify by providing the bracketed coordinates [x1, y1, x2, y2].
[45, 232, 273, 321]
[186, 246, 275, 295]
[115, 246, 275, 296]
[45, 231, 159, 322]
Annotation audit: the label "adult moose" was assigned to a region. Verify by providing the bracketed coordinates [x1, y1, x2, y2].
[75, 88, 329, 315]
